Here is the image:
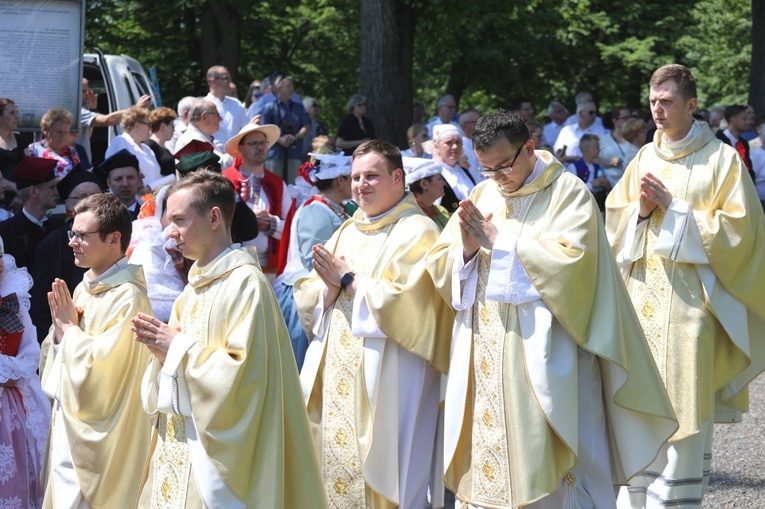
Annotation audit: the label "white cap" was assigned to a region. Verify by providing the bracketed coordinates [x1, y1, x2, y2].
[402, 157, 442, 186]
[423, 123, 463, 154]
[308, 153, 352, 181]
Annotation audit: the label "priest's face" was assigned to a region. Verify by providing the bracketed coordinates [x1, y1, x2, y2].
[69, 211, 113, 272]
[649, 81, 697, 142]
[351, 152, 404, 217]
[476, 137, 535, 194]
[165, 188, 215, 262]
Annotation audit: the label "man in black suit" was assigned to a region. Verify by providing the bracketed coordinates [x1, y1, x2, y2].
[716, 105, 756, 181]
[0, 156, 64, 274]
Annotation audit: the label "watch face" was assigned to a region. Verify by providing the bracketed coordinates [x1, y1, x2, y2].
[341, 272, 355, 288]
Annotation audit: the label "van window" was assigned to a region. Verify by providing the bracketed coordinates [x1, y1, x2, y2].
[123, 76, 137, 105]
[132, 70, 151, 98]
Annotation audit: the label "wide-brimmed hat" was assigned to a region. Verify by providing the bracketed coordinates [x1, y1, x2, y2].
[224, 124, 281, 158]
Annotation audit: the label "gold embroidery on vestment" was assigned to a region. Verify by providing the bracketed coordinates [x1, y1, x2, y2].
[471, 193, 533, 507]
[322, 225, 392, 508]
[631, 160, 690, 380]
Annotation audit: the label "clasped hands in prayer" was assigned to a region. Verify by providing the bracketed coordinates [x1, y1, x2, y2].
[132, 314, 180, 363]
[458, 199, 498, 263]
[639, 172, 673, 218]
[48, 279, 82, 345]
[312, 244, 360, 311]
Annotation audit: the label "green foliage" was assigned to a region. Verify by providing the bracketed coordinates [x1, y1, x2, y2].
[84, 0, 753, 134]
[677, 0, 752, 108]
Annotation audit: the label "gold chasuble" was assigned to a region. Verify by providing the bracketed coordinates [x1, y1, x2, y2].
[40, 263, 154, 508]
[606, 122, 765, 441]
[140, 246, 326, 508]
[426, 151, 678, 509]
[294, 194, 454, 508]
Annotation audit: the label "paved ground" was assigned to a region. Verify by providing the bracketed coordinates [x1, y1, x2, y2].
[703, 374, 765, 508]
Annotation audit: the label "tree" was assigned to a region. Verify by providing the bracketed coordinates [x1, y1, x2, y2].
[750, 0, 765, 115]
[359, 0, 416, 146]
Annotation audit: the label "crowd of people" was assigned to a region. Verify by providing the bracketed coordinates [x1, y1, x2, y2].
[0, 62, 763, 509]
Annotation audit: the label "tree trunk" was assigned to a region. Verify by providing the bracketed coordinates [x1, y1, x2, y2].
[359, 0, 415, 147]
[445, 55, 468, 108]
[750, 0, 765, 116]
[200, 0, 242, 82]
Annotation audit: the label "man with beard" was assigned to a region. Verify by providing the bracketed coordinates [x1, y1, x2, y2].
[223, 124, 291, 271]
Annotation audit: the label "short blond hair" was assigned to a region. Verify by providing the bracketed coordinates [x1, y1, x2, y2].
[121, 106, 150, 131]
[40, 107, 73, 132]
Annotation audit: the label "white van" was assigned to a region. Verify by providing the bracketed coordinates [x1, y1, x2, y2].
[83, 50, 157, 164]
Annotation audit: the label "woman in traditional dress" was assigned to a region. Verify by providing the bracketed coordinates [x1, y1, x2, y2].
[0, 236, 51, 508]
[274, 153, 352, 370]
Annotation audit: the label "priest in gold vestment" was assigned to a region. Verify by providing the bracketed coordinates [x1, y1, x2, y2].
[426, 111, 678, 509]
[40, 193, 154, 508]
[133, 170, 326, 509]
[294, 140, 454, 508]
[606, 65, 765, 509]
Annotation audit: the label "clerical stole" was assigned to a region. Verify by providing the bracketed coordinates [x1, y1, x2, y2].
[321, 223, 393, 509]
[625, 154, 722, 440]
[468, 193, 544, 508]
[150, 283, 218, 508]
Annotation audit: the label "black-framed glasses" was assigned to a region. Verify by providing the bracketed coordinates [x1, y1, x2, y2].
[241, 141, 269, 148]
[68, 230, 101, 242]
[478, 140, 527, 177]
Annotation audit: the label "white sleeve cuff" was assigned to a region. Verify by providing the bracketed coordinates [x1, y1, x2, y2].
[454, 252, 478, 311]
[350, 280, 385, 338]
[157, 333, 199, 416]
[655, 199, 709, 263]
[310, 289, 333, 338]
[487, 236, 541, 305]
[614, 207, 647, 266]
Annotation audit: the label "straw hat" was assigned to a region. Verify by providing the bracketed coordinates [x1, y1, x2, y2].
[224, 123, 281, 158]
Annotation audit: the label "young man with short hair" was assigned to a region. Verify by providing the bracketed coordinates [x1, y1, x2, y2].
[607, 64, 765, 508]
[132, 170, 325, 508]
[40, 193, 154, 508]
[294, 140, 453, 508]
[426, 110, 677, 509]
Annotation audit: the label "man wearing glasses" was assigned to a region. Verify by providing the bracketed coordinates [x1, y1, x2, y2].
[31, 167, 103, 344]
[205, 65, 249, 146]
[426, 110, 677, 509]
[40, 193, 154, 508]
[554, 99, 608, 164]
[176, 99, 234, 168]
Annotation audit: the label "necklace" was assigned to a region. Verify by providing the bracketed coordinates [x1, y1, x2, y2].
[308, 195, 350, 222]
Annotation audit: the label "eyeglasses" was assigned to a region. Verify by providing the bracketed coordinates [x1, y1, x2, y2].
[68, 230, 101, 242]
[206, 111, 221, 117]
[137, 120, 151, 126]
[241, 141, 269, 148]
[356, 102, 367, 107]
[585, 110, 597, 116]
[214, 75, 231, 81]
[478, 140, 527, 176]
